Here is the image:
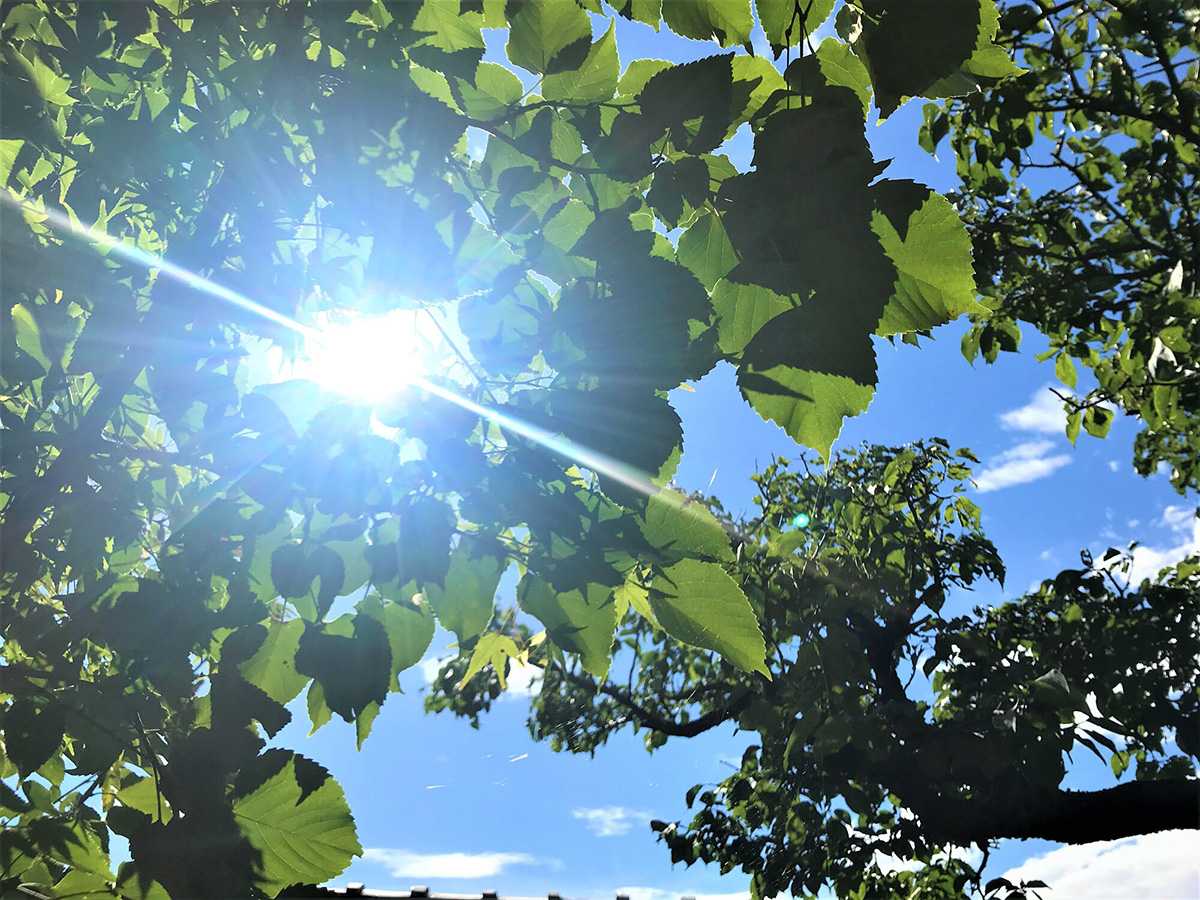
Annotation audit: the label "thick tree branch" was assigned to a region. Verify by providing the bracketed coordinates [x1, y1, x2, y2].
[916, 777, 1200, 845]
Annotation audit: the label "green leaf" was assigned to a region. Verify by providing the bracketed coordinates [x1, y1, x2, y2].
[609, 0, 663, 28]
[238, 619, 309, 706]
[413, 0, 487, 52]
[294, 615, 392, 723]
[505, 0, 591, 75]
[1083, 406, 1114, 438]
[815, 38, 872, 114]
[0, 139, 23, 187]
[454, 62, 524, 119]
[639, 55, 735, 155]
[357, 591, 436, 689]
[844, 0, 1001, 117]
[677, 212, 739, 291]
[518, 573, 617, 679]
[1056, 353, 1078, 389]
[460, 632, 520, 688]
[756, 0, 836, 57]
[543, 20, 619, 104]
[11, 303, 51, 371]
[649, 559, 767, 674]
[711, 279, 793, 355]
[870, 180, 983, 335]
[3, 699, 63, 777]
[738, 355, 875, 459]
[663, 0, 754, 49]
[641, 488, 733, 562]
[421, 541, 502, 643]
[233, 751, 361, 895]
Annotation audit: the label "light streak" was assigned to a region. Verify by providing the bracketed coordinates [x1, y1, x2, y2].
[3, 190, 666, 501]
[0, 190, 321, 339]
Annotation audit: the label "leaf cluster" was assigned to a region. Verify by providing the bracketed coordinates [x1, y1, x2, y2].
[0, 0, 1015, 895]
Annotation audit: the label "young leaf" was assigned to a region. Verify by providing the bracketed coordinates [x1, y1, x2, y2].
[460, 632, 520, 689]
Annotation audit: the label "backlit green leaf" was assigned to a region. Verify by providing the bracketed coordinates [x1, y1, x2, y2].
[663, 0, 754, 49]
[518, 574, 617, 679]
[543, 20, 619, 104]
[233, 751, 361, 895]
[650, 559, 767, 674]
[506, 0, 591, 75]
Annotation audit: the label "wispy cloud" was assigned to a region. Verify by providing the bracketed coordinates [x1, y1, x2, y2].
[1119, 505, 1200, 585]
[1000, 829, 1200, 898]
[615, 888, 750, 900]
[999, 386, 1068, 434]
[363, 849, 556, 879]
[974, 440, 1072, 493]
[572, 806, 654, 838]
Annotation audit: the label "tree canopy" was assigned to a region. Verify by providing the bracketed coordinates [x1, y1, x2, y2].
[432, 441, 1199, 899]
[924, 0, 1200, 489]
[427, 1, 1200, 898]
[0, 0, 1027, 896]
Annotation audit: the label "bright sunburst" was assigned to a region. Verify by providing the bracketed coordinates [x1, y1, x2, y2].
[290, 309, 447, 403]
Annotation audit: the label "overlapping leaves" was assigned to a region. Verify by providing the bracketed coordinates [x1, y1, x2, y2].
[0, 0, 1003, 894]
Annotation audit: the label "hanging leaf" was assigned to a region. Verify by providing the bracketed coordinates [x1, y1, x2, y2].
[871, 179, 982, 335]
[460, 632, 520, 688]
[518, 573, 618, 679]
[232, 750, 361, 895]
[649, 559, 767, 675]
[358, 591, 436, 689]
[756, 0, 836, 58]
[662, 0, 754, 50]
[543, 20, 619, 104]
[640, 488, 734, 563]
[505, 0, 591, 75]
[421, 539, 503, 643]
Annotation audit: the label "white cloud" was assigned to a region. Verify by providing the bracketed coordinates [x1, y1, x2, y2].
[1000, 387, 1068, 434]
[974, 440, 1072, 493]
[363, 848, 554, 879]
[1121, 505, 1200, 585]
[418, 655, 450, 684]
[417, 654, 541, 698]
[1108, 460, 1121, 472]
[615, 888, 750, 900]
[500, 659, 542, 699]
[572, 806, 654, 838]
[999, 830, 1200, 898]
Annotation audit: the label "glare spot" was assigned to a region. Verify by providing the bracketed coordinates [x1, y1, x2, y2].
[291, 309, 446, 403]
[791, 513, 811, 529]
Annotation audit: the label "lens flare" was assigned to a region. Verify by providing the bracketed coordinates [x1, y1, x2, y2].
[2, 189, 692, 513]
[291, 310, 443, 403]
[791, 512, 811, 529]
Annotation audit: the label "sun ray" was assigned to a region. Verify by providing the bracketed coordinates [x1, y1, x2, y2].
[2, 190, 693, 512]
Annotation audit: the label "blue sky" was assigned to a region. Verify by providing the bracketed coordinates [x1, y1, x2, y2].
[270, 12, 1200, 900]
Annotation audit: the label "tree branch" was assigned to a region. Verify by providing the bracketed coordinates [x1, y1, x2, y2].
[557, 666, 752, 738]
[916, 777, 1200, 845]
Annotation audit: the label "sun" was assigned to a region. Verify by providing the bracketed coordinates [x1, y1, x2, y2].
[290, 309, 447, 403]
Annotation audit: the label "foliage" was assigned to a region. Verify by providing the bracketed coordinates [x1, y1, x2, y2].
[922, 0, 1200, 489]
[0, 0, 1013, 896]
[431, 441, 1200, 899]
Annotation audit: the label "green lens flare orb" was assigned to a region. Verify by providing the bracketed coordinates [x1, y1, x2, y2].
[791, 513, 810, 529]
